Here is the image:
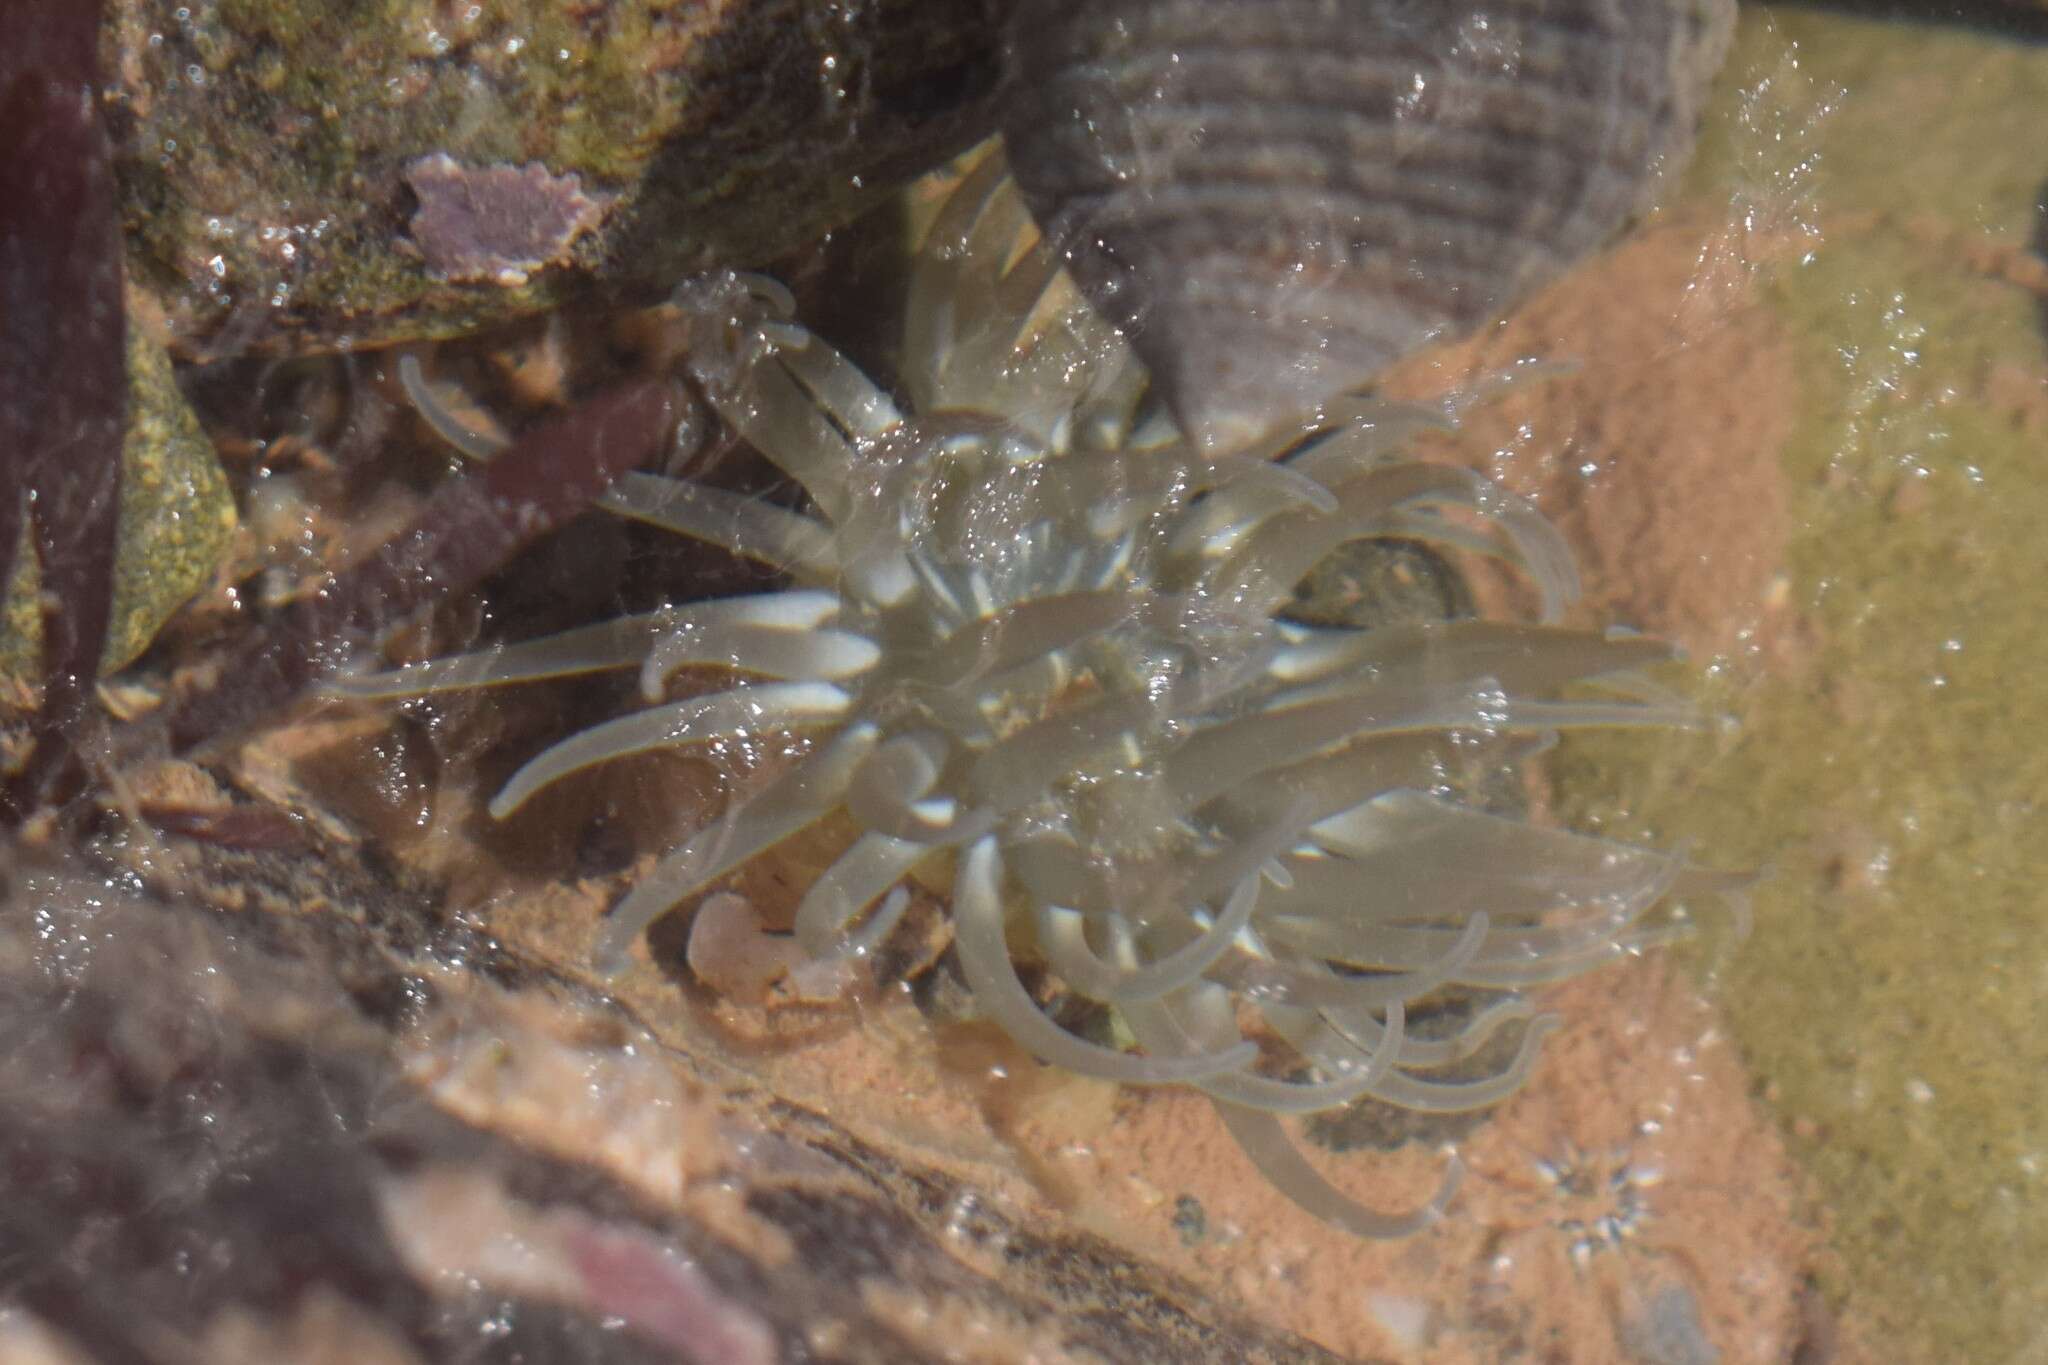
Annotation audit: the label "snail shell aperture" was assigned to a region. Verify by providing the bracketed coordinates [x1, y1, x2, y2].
[1001, 0, 1737, 451]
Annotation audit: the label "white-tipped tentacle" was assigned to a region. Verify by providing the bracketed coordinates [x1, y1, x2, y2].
[793, 832, 933, 960]
[593, 722, 881, 973]
[844, 731, 996, 844]
[1126, 982, 1461, 1237]
[398, 351, 511, 460]
[1036, 868, 1262, 1007]
[952, 837, 1260, 1085]
[903, 150, 1014, 411]
[599, 474, 838, 582]
[640, 621, 878, 697]
[491, 681, 851, 819]
[1212, 1101, 1464, 1240]
[706, 345, 860, 522]
[331, 611, 674, 698]
[770, 328, 904, 441]
[1215, 913, 1494, 1014]
[636, 590, 875, 695]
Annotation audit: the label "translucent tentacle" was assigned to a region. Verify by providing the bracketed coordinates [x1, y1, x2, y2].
[331, 611, 673, 698]
[1162, 682, 1502, 809]
[1125, 983, 1408, 1115]
[493, 682, 850, 818]
[1107, 875, 1263, 1004]
[642, 618, 878, 696]
[952, 837, 1259, 1085]
[1372, 1016, 1562, 1114]
[706, 345, 858, 521]
[1216, 914, 1493, 1013]
[1266, 620, 1677, 699]
[1034, 905, 1139, 1002]
[1034, 869, 1262, 1007]
[923, 590, 1134, 690]
[771, 329, 904, 440]
[1212, 1102, 1463, 1239]
[1129, 982, 1460, 1236]
[1328, 993, 1539, 1069]
[593, 723, 880, 973]
[599, 474, 838, 581]
[793, 832, 932, 959]
[904, 151, 1014, 411]
[845, 731, 993, 843]
[398, 352, 510, 460]
[967, 692, 1157, 813]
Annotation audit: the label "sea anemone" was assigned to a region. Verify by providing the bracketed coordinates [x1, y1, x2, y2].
[346, 148, 1728, 1236]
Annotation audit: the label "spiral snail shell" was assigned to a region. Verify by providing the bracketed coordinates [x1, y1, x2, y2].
[1001, 0, 1736, 451]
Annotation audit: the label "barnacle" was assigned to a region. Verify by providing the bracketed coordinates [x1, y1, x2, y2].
[348, 149, 1728, 1237]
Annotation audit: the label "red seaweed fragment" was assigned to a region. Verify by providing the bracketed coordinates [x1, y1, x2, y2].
[136, 801, 314, 854]
[0, 0, 128, 819]
[405, 154, 615, 287]
[166, 376, 678, 754]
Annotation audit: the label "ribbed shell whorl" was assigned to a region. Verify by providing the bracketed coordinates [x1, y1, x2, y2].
[1001, 0, 1735, 452]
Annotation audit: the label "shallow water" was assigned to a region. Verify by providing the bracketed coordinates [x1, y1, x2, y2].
[287, 8, 2048, 1359]
[618, 10, 2048, 1352]
[27, 3, 2048, 1361]
[1548, 7, 2048, 1359]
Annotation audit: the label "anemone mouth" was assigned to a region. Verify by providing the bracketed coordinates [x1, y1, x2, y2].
[350, 141, 1734, 1239]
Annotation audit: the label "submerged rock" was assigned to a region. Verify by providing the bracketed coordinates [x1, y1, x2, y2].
[0, 293, 235, 681]
[102, 0, 1016, 357]
[11, 801, 1343, 1365]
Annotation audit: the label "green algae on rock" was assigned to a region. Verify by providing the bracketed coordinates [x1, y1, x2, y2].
[101, 0, 1015, 358]
[1546, 8, 2048, 1360]
[0, 303, 235, 682]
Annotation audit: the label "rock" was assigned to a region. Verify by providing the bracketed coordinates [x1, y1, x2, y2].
[102, 0, 1016, 358]
[0, 292, 236, 681]
[17, 787, 1344, 1365]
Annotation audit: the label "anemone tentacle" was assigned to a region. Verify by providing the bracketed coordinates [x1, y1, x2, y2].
[371, 144, 1730, 1239]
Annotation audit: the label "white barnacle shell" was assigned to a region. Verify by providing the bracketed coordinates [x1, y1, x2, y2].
[356, 145, 1735, 1238]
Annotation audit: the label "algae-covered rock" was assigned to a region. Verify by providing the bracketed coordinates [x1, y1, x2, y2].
[1547, 8, 2048, 1360]
[101, 0, 1016, 358]
[0, 298, 235, 680]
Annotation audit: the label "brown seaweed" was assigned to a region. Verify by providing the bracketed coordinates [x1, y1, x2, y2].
[0, 0, 126, 816]
[166, 376, 679, 754]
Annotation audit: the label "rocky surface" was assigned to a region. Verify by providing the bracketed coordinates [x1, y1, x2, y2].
[0, 291, 235, 683]
[103, 0, 1016, 358]
[0, 815, 1343, 1365]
